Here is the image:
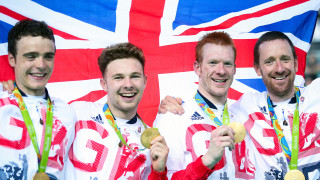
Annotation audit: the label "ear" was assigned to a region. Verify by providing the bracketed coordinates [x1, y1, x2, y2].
[100, 78, 108, 92]
[253, 63, 262, 76]
[8, 53, 16, 68]
[144, 75, 147, 86]
[193, 61, 201, 76]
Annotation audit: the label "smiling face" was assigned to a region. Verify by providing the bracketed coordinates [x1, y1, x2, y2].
[194, 43, 236, 105]
[100, 58, 147, 119]
[254, 39, 298, 102]
[9, 36, 55, 96]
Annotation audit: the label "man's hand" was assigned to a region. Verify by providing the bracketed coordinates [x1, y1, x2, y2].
[201, 125, 235, 169]
[149, 136, 169, 172]
[1, 80, 14, 93]
[158, 96, 184, 115]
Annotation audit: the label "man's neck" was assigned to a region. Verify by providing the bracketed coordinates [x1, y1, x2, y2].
[15, 82, 46, 96]
[268, 86, 295, 103]
[108, 105, 137, 120]
[197, 88, 227, 106]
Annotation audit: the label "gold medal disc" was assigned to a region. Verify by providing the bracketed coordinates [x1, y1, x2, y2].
[33, 172, 50, 180]
[140, 127, 160, 148]
[284, 170, 305, 180]
[228, 122, 246, 143]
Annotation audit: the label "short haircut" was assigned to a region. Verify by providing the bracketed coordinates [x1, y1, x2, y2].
[98, 42, 145, 76]
[8, 19, 55, 58]
[196, 31, 236, 63]
[254, 31, 297, 66]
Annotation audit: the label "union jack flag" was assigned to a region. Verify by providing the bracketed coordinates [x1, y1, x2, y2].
[1, 0, 319, 125]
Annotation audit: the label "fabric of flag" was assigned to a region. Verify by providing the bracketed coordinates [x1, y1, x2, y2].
[1, 0, 319, 125]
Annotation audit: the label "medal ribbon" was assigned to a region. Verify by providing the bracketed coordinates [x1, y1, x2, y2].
[103, 103, 147, 151]
[13, 83, 53, 172]
[194, 92, 229, 126]
[267, 86, 300, 170]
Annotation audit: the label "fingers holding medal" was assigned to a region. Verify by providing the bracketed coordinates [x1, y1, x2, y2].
[141, 127, 161, 149]
[141, 127, 169, 172]
[228, 122, 246, 143]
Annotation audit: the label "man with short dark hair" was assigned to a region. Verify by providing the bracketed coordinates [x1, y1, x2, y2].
[64, 43, 169, 179]
[231, 31, 320, 179]
[0, 19, 76, 179]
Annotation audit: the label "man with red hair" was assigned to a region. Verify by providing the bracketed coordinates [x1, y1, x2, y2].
[154, 31, 254, 179]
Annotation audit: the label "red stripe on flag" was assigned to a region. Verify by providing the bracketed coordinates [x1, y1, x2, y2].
[179, 0, 308, 36]
[0, 6, 26, 21]
[50, 49, 103, 82]
[68, 90, 106, 104]
[295, 47, 307, 77]
[228, 88, 244, 100]
[0, 6, 86, 40]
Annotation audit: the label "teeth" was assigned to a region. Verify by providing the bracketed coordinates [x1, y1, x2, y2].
[214, 79, 226, 83]
[121, 93, 135, 97]
[275, 77, 285, 80]
[31, 73, 45, 77]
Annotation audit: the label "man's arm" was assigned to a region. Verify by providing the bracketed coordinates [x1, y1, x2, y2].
[171, 125, 235, 179]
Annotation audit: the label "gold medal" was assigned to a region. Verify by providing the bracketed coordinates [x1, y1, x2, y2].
[228, 122, 246, 143]
[32, 172, 50, 180]
[140, 127, 160, 148]
[284, 169, 305, 180]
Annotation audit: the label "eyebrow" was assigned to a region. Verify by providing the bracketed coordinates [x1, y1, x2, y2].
[280, 55, 291, 59]
[23, 52, 55, 56]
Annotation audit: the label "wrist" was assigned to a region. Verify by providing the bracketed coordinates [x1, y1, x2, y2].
[201, 154, 217, 169]
[152, 165, 166, 173]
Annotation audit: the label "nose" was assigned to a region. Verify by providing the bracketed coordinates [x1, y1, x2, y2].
[35, 57, 45, 69]
[275, 60, 285, 73]
[123, 77, 134, 89]
[216, 62, 226, 75]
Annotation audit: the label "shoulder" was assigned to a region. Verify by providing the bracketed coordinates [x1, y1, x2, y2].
[51, 97, 75, 114]
[0, 90, 11, 99]
[50, 97, 77, 123]
[232, 91, 266, 110]
[230, 91, 267, 123]
[154, 111, 186, 128]
[299, 78, 320, 108]
[154, 97, 199, 127]
[51, 97, 69, 107]
[302, 78, 320, 93]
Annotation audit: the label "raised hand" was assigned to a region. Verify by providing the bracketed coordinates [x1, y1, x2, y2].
[149, 136, 169, 172]
[201, 125, 235, 169]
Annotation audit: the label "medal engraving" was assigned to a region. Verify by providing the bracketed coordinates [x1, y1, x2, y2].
[140, 127, 160, 148]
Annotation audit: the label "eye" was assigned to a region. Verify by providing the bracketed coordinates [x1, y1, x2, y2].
[281, 57, 291, 62]
[24, 53, 37, 60]
[114, 76, 123, 80]
[209, 61, 217, 65]
[44, 53, 55, 60]
[264, 59, 274, 65]
[224, 62, 233, 67]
